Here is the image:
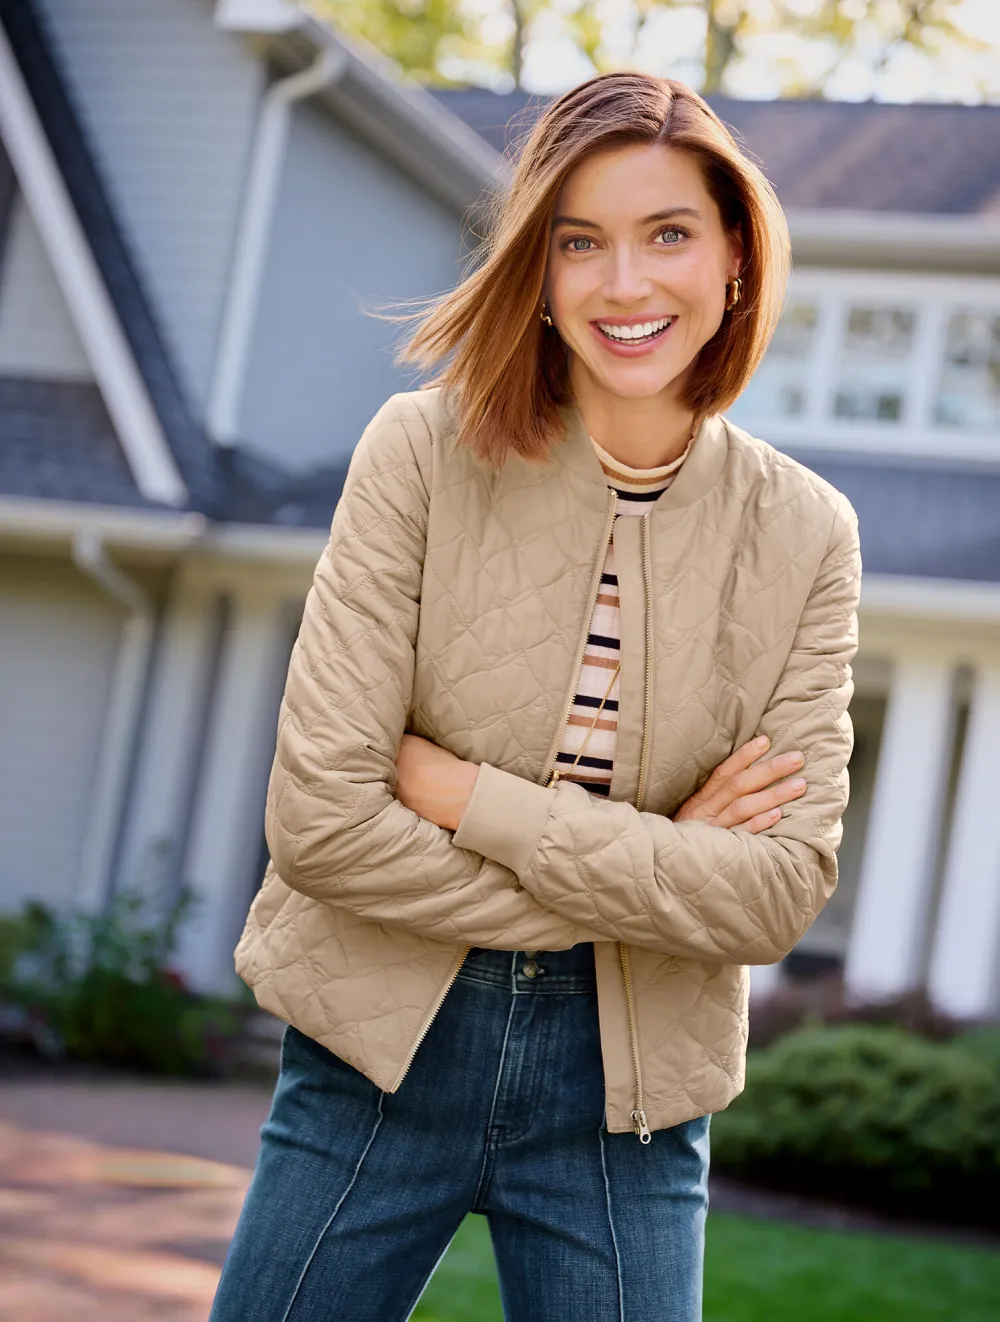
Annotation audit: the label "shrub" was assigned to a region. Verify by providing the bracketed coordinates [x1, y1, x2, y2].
[711, 1024, 1000, 1225]
[0, 885, 239, 1075]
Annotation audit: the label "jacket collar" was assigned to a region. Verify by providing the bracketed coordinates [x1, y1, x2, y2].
[556, 405, 730, 514]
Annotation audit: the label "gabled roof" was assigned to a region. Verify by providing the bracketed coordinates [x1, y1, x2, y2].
[433, 90, 1000, 217]
[1, 1, 220, 513]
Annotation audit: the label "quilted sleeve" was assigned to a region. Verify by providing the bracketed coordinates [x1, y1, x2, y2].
[264, 394, 606, 951]
[452, 498, 862, 964]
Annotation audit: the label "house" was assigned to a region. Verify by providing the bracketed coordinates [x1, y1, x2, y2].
[1, 0, 998, 1022]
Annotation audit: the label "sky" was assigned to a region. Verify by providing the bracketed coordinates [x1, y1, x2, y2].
[447, 0, 1000, 101]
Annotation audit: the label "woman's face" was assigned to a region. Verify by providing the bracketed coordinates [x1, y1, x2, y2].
[546, 143, 742, 406]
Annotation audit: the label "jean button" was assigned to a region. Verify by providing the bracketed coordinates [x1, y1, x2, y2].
[522, 960, 539, 978]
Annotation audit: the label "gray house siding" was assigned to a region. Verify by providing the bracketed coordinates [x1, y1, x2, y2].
[35, 0, 262, 409]
[240, 101, 464, 472]
[0, 558, 121, 912]
[0, 194, 92, 380]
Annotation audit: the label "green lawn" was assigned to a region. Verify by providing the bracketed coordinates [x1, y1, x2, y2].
[413, 1210, 1000, 1322]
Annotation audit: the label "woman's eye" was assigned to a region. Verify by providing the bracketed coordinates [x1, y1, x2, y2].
[655, 227, 685, 245]
[567, 236, 593, 252]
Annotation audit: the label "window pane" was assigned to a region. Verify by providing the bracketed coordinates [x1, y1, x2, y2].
[934, 310, 1000, 431]
[833, 305, 916, 423]
[734, 301, 817, 420]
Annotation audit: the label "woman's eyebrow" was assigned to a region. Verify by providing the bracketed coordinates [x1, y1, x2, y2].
[552, 206, 703, 229]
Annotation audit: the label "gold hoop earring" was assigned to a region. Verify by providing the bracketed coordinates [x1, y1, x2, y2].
[540, 304, 554, 327]
[725, 277, 742, 311]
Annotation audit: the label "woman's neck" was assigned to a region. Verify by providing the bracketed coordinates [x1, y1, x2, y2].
[571, 362, 696, 470]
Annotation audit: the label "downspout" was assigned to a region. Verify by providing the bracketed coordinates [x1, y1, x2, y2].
[73, 531, 156, 911]
[206, 44, 347, 444]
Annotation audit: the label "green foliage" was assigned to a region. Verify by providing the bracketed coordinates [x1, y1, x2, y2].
[0, 886, 238, 1075]
[711, 1024, 1000, 1223]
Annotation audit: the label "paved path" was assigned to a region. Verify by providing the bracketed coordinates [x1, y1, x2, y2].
[0, 1077, 272, 1321]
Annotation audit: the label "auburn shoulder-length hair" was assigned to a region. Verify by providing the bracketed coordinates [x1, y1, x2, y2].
[401, 73, 790, 467]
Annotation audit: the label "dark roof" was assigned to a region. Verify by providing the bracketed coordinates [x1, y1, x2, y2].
[215, 447, 347, 530]
[4, 0, 221, 513]
[787, 449, 1000, 583]
[0, 378, 154, 509]
[433, 90, 1000, 216]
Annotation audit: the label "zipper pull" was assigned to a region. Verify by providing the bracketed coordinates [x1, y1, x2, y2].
[546, 769, 561, 787]
[632, 1109, 652, 1144]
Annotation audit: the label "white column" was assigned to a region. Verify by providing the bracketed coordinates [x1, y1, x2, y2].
[749, 961, 784, 1001]
[115, 570, 222, 894]
[927, 666, 1000, 1020]
[844, 658, 956, 1002]
[177, 591, 291, 992]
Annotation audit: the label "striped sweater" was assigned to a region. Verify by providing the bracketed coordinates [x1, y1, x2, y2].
[549, 435, 692, 797]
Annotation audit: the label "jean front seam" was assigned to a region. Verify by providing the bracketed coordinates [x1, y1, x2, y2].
[471, 990, 519, 1211]
[598, 1119, 625, 1322]
[278, 1090, 386, 1322]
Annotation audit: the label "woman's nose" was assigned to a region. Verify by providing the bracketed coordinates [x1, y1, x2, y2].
[603, 249, 655, 306]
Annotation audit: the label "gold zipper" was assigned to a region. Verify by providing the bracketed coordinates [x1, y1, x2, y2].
[539, 491, 618, 788]
[619, 511, 655, 1143]
[636, 512, 654, 814]
[619, 941, 651, 1143]
[389, 943, 470, 1091]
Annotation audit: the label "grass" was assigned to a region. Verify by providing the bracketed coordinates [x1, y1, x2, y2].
[412, 1210, 1000, 1322]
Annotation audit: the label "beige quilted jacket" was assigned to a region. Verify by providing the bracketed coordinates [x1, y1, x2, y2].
[236, 386, 861, 1138]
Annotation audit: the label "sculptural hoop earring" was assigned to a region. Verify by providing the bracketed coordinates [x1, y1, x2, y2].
[540, 304, 554, 327]
[725, 276, 742, 311]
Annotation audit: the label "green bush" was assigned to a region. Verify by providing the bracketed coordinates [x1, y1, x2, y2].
[0, 885, 239, 1075]
[711, 1024, 1000, 1225]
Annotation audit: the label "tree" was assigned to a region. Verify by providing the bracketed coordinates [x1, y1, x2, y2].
[311, 0, 988, 97]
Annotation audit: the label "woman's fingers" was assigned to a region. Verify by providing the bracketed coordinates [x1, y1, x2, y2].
[740, 807, 786, 835]
[715, 775, 807, 829]
[696, 747, 806, 818]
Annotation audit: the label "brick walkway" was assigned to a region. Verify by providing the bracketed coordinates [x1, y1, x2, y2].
[0, 1078, 271, 1321]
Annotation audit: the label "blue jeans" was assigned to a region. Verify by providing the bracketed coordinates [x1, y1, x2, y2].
[210, 944, 710, 1321]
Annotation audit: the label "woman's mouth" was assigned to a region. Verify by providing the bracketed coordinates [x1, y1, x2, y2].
[591, 316, 676, 354]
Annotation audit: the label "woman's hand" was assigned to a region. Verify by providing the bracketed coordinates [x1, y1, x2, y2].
[394, 733, 480, 832]
[672, 735, 806, 833]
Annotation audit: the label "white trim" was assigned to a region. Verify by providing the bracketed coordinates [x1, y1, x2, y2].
[214, 0, 300, 32]
[787, 209, 1000, 267]
[0, 23, 188, 507]
[860, 574, 1000, 624]
[207, 44, 347, 444]
[72, 531, 156, 909]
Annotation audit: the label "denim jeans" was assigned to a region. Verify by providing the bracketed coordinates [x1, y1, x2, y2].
[209, 944, 710, 1321]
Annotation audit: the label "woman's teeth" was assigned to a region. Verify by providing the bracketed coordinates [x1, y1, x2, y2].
[597, 316, 674, 343]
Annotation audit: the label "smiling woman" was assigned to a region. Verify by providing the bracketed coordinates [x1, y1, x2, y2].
[215, 72, 860, 1322]
[402, 73, 789, 469]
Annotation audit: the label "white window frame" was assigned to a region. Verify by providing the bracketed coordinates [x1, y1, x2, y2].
[732, 269, 1000, 464]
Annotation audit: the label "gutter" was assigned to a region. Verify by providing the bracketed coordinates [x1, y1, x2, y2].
[860, 574, 1000, 626]
[207, 40, 348, 444]
[787, 209, 1000, 273]
[72, 531, 157, 910]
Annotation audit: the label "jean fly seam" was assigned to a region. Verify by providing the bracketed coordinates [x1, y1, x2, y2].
[598, 1119, 626, 1322]
[278, 1090, 386, 1322]
[471, 987, 520, 1211]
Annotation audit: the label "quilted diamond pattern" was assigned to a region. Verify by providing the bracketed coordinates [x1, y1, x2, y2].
[236, 387, 861, 1134]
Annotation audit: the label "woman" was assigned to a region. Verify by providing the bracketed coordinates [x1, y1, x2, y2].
[213, 73, 860, 1321]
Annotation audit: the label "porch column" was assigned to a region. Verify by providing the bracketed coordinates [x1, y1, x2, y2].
[176, 590, 291, 992]
[927, 665, 1000, 1020]
[844, 657, 956, 1002]
[115, 569, 222, 894]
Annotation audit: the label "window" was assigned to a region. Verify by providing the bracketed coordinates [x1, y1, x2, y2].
[728, 271, 1000, 462]
[833, 306, 916, 423]
[736, 301, 817, 419]
[934, 310, 1000, 432]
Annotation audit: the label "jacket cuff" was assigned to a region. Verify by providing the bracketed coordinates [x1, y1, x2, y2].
[453, 762, 554, 878]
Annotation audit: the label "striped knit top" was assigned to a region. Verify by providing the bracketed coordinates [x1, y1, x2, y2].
[549, 435, 693, 797]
